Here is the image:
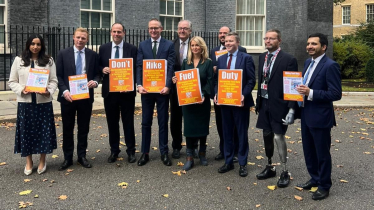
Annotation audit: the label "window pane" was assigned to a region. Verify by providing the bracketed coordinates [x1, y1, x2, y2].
[81, 0, 90, 9]
[237, 0, 245, 14]
[102, 13, 111, 28]
[81, 12, 89, 28]
[255, 17, 263, 30]
[0, 25, 4, 44]
[160, 0, 166, 14]
[247, 16, 254, 30]
[103, 0, 111, 11]
[247, 31, 254, 46]
[236, 17, 245, 30]
[0, 7, 3, 24]
[165, 17, 173, 30]
[256, 0, 265, 14]
[255, 31, 262, 46]
[167, 1, 174, 15]
[160, 16, 165, 28]
[92, 0, 101, 10]
[0, 0, 4, 4]
[175, 1, 182, 16]
[91, 12, 100, 28]
[247, 0, 255, 14]
[174, 17, 181, 30]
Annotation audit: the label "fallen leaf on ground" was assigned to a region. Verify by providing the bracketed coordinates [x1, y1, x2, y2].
[135, 150, 140, 153]
[34, 195, 39, 198]
[162, 194, 169, 198]
[152, 147, 158, 150]
[294, 186, 303, 191]
[309, 187, 318, 192]
[267, 185, 276, 191]
[58, 195, 67, 200]
[181, 142, 186, 146]
[67, 169, 74, 173]
[172, 171, 182, 176]
[96, 149, 101, 153]
[294, 195, 303, 201]
[285, 136, 291, 139]
[0, 162, 7, 166]
[120, 141, 126, 146]
[337, 165, 344, 168]
[23, 179, 32, 183]
[50, 180, 55, 183]
[91, 157, 96, 160]
[42, 179, 48, 182]
[117, 157, 124, 161]
[19, 190, 32, 195]
[181, 170, 186, 174]
[51, 155, 58, 158]
[256, 156, 264, 160]
[288, 141, 295, 144]
[247, 162, 255, 165]
[227, 187, 232, 191]
[177, 162, 184, 166]
[364, 152, 371, 155]
[335, 140, 341, 143]
[340, 179, 348, 183]
[137, 180, 140, 183]
[256, 204, 261, 208]
[118, 182, 128, 187]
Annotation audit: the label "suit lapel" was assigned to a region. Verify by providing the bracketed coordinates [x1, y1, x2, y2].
[268, 51, 283, 83]
[235, 52, 243, 69]
[175, 39, 180, 62]
[69, 47, 76, 75]
[157, 38, 165, 59]
[308, 55, 327, 86]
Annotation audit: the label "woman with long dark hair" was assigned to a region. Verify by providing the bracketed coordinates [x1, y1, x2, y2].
[9, 34, 58, 175]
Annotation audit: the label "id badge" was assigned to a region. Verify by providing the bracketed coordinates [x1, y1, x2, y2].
[261, 82, 268, 99]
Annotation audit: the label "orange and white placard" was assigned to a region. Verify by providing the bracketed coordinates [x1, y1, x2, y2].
[217, 69, 242, 106]
[175, 68, 202, 106]
[24, 68, 50, 92]
[142, 59, 167, 93]
[109, 58, 134, 92]
[283, 71, 303, 102]
[68, 74, 89, 100]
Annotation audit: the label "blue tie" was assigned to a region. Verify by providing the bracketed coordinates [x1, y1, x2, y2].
[298, 60, 315, 107]
[76, 50, 82, 75]
[115, 46, 119, 58]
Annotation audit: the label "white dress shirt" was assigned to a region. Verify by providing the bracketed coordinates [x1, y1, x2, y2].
[306, 53, 325, 101]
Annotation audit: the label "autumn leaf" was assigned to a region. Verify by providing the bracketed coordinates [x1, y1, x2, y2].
[337, 165, 344, 168]
[152, 147, 158, 150]
[181, 142, 186, 146]
[226, 186, 232, 191]
[285, 136, 291, 139]
[181, 170, 186, 174]
[294, 195, 303, 201]
[91, 157, 96, 160]
[118, 182, 128, 188]
[58, 195, 68, 200]
[120, 141, 126, 146]
[340, 179, 349, 183]
[67, 169, 74, 173]
[50, 180, 55, 183]
[42, 179, 48, 182]
[256, 155, 264, 160]
[256, 204, 261, 208]
[136, 180, 140, 183]
[19, 190, 32, 195]
[34, 195, 39, 198]
[0, 162, 7, 166]
[288, 141, 295, 144]
[267, 185, 276, 191]
[177, 162, 184, 166]
[117, 157, 124, 161]
[335, 140, 341, 143]
[247, 162, 255, 165]
[172, 171, 182, 176]
[294, 186, 303, 191]
[162, 194, 169, 198]
[309, 187, 318, 192]
[364, 152, 371, 155]
[96, 149, 101, 153]
[135, 150, 140, 153]
[51, 155, 59, 158]
[23, 179, 32, 183]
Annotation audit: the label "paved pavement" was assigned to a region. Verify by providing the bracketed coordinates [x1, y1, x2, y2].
[0, 85, 373, 121]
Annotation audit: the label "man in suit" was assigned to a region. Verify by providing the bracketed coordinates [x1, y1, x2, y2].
[210, 26, 246, 162]
[214, 32, 256, 177]
[170, 20, 192, 159]
[255, 29, 298, 188]
[296, 33, 342, 200]
[136, 18, 175, 166]
[56, 27, 101, 170]
[98, 23, 137, 164]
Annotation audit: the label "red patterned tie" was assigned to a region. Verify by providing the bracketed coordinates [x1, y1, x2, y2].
[227, 54, 233, 69]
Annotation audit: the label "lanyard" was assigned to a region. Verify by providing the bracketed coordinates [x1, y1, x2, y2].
[263, 48, 281, 78]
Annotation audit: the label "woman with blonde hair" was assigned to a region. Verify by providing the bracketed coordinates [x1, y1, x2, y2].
[172, 36, 213, 171]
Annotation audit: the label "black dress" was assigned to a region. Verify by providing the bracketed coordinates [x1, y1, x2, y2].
[14, 61, 57, 157]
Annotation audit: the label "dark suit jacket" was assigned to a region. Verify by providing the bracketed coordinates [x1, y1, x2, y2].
[215, 51, 256, 108]
[209, 45, 246, 99]
[173, 38, 190, 73]
[56, 46, 101, 104]
[136, 38, 175, 88]
[98, 41, 138, 98]
[256, 50, 299, 122]
[301, 55, 342, 128]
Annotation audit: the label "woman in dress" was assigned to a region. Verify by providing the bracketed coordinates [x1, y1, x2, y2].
[172, 36, 213, 171]
[9, 34, 58, 175]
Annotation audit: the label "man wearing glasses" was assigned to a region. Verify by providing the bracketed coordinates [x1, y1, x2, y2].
[136, 18, 175, 166]
[255, 29, 298, 188]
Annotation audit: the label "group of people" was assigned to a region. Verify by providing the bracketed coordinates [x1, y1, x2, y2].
[9, 18, 342, 201]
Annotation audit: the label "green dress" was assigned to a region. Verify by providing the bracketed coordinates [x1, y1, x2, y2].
[181, 58, 213, 137]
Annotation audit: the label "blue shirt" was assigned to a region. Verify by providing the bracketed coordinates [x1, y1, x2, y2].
[226, 49, 238, 69]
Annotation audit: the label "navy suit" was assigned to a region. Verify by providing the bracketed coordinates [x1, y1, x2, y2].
[209, 45, 246, 155]
[56, 47, 101, 160]
[300, 55, 342, 191]
[214, 50, 256, 166]
[98, 41, 137, 156]
[136, 38, 175, 155]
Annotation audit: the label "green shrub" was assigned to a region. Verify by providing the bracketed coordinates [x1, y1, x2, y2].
[366, 59, 374, 82]
[333, 39, 373, 79]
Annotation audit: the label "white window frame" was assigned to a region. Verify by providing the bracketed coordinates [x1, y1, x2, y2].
[0, 0, 7, 49]
[342, 6, 351, 25]
[80, 0, 115, 29]
[367, 4, 374, 22]
[236, 0, 266, 52]
[159, 0, 184, 32]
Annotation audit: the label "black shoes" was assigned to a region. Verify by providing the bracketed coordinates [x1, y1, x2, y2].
[171, 149, 181, 159]
[107, 153, 119, 163]
[215, 152, 224, 160]
[128, 154, 136, 163]
[296, 181, 318, 190]
[137, 153, 149, 166]
[277, 170, 290, 188]
[239, 165, 248, 177]
[312, 189, 329, 200]
[256, 165, 276, 180]
[77, 157, 92, 168]
[58, 160, 73, 171]
[218, 164, 234, 173]
[161, 154, 172, 166]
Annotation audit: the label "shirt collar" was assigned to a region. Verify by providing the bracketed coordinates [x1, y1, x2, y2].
[180, 38, 189, 45]
[312, 53, 325, 64]
[228, 49, 238, 57]
[268, 48, 280, 55]
[151, 36, 162, 43]
[73, 45, 85, 53]
[112, 40, 124, 49]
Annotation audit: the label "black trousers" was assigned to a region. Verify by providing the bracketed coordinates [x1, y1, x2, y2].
[104, 92, 136, 155]
[169, 85, 183, 150]
[60, 99, 92, 160]
[214, 103, 239, 154]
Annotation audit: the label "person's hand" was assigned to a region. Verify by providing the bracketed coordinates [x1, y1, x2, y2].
[87, 80, 97, 88]
[160, 87, 170, 95]
[102, 67, 111, 74]
[172, 76, 177, 84]
[213, 66, 217, 73]
[22, 89, 30, 95]
[63, 91, 73, 102]
[38, 88, 50, 97]
[214, 95, 218, 105]
[197, 96, 205, 104]
[282, 108, 295, 125]
[138, 86, 148, 94]
[296, 85, 310, 96]
[240, 95, 244, 107]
